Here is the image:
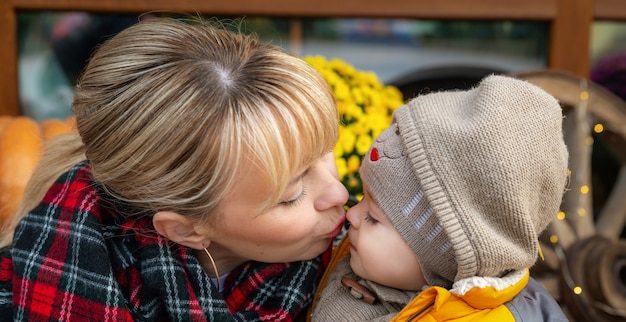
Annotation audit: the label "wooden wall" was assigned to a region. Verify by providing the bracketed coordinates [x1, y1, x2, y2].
[1, 0, 625, 115]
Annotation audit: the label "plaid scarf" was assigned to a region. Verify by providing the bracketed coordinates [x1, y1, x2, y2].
[0, 161, 330, 321]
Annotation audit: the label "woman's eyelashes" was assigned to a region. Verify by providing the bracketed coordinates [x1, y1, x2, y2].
[279, 169, 311, 207]
[280, 188, 308, 207]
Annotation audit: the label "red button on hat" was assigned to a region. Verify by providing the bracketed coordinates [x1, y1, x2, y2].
[370, 148, 379, 161]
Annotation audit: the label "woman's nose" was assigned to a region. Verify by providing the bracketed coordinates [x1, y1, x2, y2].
[315, 176, 349, 211]
[314, 152, 349, 211]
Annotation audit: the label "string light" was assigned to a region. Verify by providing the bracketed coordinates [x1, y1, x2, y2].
[524, 79, 604, 311]
[593, 123, 604, 133]
[547, 84, 594, 306]
[580, 90, 589, 101]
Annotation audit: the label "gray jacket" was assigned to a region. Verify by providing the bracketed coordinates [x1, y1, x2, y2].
[311, 258, 569, 321]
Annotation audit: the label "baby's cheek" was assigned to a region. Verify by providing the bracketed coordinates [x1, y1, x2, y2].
[349, 241, 380, 280]
[349, 254, 366, 278]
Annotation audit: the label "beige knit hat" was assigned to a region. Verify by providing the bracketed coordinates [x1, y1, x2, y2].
[359, 75, 569, 289]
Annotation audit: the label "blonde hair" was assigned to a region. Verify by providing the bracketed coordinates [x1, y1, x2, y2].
[0, 17, 338, 246]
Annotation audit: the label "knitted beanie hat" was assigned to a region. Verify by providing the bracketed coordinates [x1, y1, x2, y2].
[359, 75, 569, 288]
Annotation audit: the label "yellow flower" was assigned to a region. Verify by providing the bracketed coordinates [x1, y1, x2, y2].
[335, 156, 348, 181]
[355, 134, 373, 156]
[347, 175, 360, 189]
[338, 126, 357, 154]
[351, 87, 365, 106]
[347, 154, 361, 174]
[333, 80, 351, 101]
[304, 55, 404, 196]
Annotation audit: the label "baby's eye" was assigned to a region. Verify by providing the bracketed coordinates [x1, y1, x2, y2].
[363, 213, 379, 224]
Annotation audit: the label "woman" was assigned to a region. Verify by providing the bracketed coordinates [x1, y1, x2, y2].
[0, 17, 348, 321]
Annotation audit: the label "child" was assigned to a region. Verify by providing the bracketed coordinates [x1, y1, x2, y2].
[310, 75, 570, 321]
[0, 17, 348, 321]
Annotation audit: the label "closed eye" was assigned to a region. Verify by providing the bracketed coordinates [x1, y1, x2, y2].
[279, 188, 308, 207]
[363, 212, 379, 224]
[278, 168, 310, 207]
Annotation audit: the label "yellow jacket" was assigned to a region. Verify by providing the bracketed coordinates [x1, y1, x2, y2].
[391, 271, 527, 321]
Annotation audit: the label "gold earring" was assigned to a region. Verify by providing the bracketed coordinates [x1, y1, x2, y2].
[203, 247, 221, 290]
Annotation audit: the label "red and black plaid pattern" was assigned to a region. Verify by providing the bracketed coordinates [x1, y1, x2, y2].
[0, 161, 330, 321]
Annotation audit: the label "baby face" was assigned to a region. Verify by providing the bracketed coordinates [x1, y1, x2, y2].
[346, 183, 427, 291]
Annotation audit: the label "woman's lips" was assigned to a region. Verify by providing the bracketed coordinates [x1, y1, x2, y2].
[327, 217, 345, 238]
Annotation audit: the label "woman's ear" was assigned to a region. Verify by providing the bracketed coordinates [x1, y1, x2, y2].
[153, 211, 207, 249]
